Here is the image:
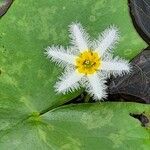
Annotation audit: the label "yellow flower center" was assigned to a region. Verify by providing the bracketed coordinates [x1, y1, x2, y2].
[75, 50, 101, 75]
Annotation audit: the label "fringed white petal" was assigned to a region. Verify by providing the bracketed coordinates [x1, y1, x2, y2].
[55, 70, 83, 94]
[69, 23, 90, 52]
[84, 73, 107, 100]
[45, 46, 76, 67]
[101, 57, 131, 77]
[94, 26, 119, 56]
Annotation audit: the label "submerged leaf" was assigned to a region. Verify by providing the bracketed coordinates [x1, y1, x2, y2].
[0, 0, 13, 17]
[108, 48, 150, 103]
[129, 0, 150, 44]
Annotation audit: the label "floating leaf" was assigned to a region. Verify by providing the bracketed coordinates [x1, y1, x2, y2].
[0, 103, 150, 149]
[108, 48, 150, 103]
[0, 0, 147, 112]
[129, 0, 150, 43]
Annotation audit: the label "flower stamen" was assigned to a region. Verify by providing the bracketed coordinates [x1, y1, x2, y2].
[75, 50, 101, 75]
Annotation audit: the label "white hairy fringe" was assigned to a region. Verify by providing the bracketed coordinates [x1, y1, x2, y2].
[69, 22, 91, 53]
[94, 25, 119, 56]
[54, 68, 82, 94]
[101, 56, 131, 77]
[69, 46, 80, 55]
[45, 45, 76, 68]
[81, 74, 107, 101]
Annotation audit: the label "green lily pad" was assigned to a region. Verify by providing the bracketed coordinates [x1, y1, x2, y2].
[0, 103, 150, 150]
[0, 0, 147, 111]
[0, 0, 82, 115]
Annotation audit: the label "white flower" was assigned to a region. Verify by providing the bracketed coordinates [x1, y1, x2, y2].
[45, 23, 131, 100]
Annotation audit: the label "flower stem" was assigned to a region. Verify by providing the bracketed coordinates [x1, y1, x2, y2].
[84, 93, 91, 103]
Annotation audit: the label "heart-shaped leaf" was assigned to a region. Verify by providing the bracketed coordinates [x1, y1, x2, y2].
[108, 48, 150, 103]
[129, 0, 150, 44]
[0, 103, 150, 149]
[0, 0, 147, 112]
